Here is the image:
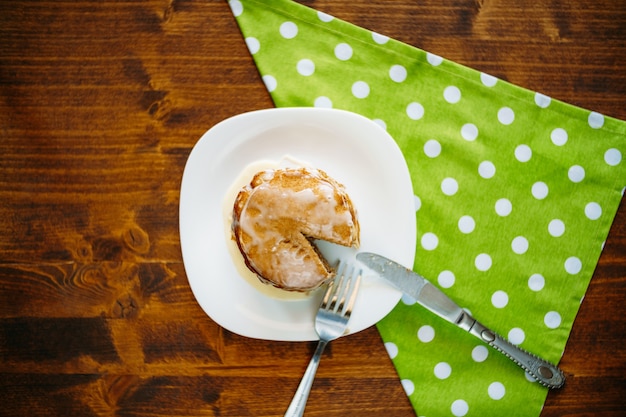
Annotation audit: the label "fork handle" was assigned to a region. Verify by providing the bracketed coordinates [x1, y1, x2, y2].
[284, 340, 328, 417]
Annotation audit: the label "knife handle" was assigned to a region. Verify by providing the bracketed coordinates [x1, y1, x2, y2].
[467, 319, 565, 389]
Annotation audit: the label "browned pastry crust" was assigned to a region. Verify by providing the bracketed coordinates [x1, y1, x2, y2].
[232, 167, 359, 292]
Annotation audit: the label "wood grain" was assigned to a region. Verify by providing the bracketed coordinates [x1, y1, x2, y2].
[1, 1, 624, 416]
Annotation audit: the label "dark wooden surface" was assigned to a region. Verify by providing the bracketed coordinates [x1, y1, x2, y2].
[1, 1, 625, 416]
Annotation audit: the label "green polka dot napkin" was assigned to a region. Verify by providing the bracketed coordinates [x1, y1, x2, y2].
[228, 0, 626, 415]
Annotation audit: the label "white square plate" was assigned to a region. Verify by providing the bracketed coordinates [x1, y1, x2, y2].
[179, 107, 416, 341]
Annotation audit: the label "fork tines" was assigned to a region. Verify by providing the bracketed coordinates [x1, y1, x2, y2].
[321, 261, 362, 317]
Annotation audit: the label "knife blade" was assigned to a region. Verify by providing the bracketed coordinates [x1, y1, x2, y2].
[356, 252, 565, 389]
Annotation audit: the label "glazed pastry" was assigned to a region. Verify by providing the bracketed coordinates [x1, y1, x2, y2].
[232, 167, 359, 292]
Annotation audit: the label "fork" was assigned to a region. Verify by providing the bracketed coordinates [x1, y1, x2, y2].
[284, 261, 362, 417]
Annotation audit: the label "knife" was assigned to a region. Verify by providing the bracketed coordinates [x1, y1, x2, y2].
[356, 252, 565, 389]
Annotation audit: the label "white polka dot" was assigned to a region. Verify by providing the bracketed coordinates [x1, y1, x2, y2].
[568, 165, 585, 183]
[472, 345, 489, 362]
[544, 311, 562, 329]
[535, 93, 551, 108]
[508, 328, 525, 345]
[532, 182, 549, 200]
[438, 270, 455, 288]
[407, 102, 424, 120]
[480, 73, 497, 87]
[317, 11, 334, 22]
[384, 342, 398, 359]
[245, 37, 260, 54]
[588, 111, 604, 129]
[417, 325, 435, 342]
[498, 107, 515, 125]
[434, 362, 452, 379]
[495, 198, 512, 216]
[512, 236, 529, 254]
[372, 119, 386, 130]
[548, 219, 565, 237]
[565, 256, 582, 274]
[401, 293, 417, 305]
[488, 382, 506, 400]
[389, 64, 407, 82]
[414, 195, 421, 211]
[297, 59, 315, 76]
[461, 123, 478, 141]
[401, 379, 415, 396]
[351, 81, 370, 99]
[424, 139, 441, 158]
[427, 53, 443, 66]
[279, 21, 298, 39]
[525, 371, 538, 383]
[458, 215, 475, 234]
[229, 0, 243, 16]
[605, 148, 622, 166]
[585, 202, 602, 220]
[528, 273, 545, 291]
[313, 96, 332, 109]
[475, 253, 492, 271]
[372, 32, 389, 44]
[491, 290, 509, 308]
[515, 144, 532, 162]
[451, 399, 469, 417]
[334, 43, 353, 61]
[262, 75, 277, 92]
[551, 128, 568, 146]
[478, 161, 496, 179]
[444, 86, 461, 103]
[421, 232, 439, 250]
[441, 178, 458, 196]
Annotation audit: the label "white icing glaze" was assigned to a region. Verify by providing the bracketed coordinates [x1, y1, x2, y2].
[238, 172, 355, 250]
[223, 156, 318, 300]
[234, 166, 357, 291]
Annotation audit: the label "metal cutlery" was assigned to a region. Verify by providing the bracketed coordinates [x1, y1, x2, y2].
[357, 252, 565, 389]
[284, 261, 362, 417]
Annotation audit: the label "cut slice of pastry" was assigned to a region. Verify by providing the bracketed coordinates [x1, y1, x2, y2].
[232, 167, 359, 292]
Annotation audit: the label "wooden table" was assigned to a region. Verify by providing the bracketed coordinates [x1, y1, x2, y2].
[1, 1, 624, 416]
